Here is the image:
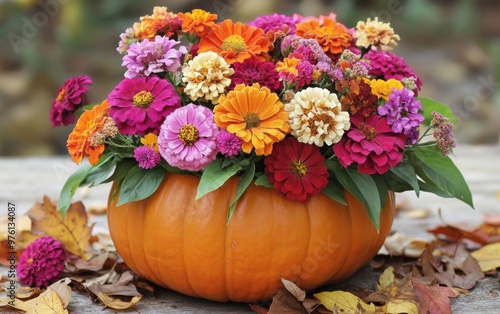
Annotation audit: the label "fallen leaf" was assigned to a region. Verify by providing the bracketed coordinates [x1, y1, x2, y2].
[471, 242, 500, 272]
[382, 232, 428, 258]
[314, 291, 377, 313]
[27, 196, 94, 260]
[0, 240, 21, 267]
[0, 215, 31, 241]
[474, 215, 500, 239]
[48, 278, 72, 308]
[249, 303, 269, 314]
[101, 271, 142, 297]
[87, 283, 141, 310]
[67, 252, 115, 273]
[412, 280, 458, 314]
[281, 278, 306, 302]
[16, 286, 43, 299]
[268, 289, 308, 314]
[24, 286, 69, 313]
[428, 225, 488, 246]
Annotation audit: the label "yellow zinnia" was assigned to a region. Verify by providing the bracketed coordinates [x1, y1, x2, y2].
[366, 78, 404, 100]
[214, 83, 290, 156]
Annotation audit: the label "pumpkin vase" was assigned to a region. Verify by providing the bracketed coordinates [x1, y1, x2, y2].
[107, 172, 394, 303]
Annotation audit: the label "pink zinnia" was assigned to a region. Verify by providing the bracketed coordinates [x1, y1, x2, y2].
[134, 146, 161, 169]
[107, 76, 181, 136]
[216, 130, 242, 157]
[16, 236, 66, 287]
[230, 59, 282, 92]
[158, 104, 219, 171]
[333, 114, 407, 175]
[49, 75, 92, 127]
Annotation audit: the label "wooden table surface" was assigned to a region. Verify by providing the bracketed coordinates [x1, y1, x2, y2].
[1, 145, 499, 313]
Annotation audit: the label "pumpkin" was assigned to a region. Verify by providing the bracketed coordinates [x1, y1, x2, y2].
[107, 172, 394, 303]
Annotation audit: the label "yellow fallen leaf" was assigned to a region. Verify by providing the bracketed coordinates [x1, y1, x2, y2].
[384, 298, 419, 314]
[87, 283, 142, 310]
[471, 242, 500, 272]
[48, 278, 72, 308]
[25, 286, 69, 314]
[377, 266, 395, 290]
[314, 290, 377, 313]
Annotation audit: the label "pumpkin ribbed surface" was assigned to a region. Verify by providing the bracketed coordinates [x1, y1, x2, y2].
[107, 172, 394, 302]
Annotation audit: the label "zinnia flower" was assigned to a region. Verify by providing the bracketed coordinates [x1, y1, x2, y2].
[158, 104, 219, 171]
[178, 9, 217, 37]
[378, 88, 424, 135]
[122, 36, 187, 78]
[230, 58, 282, 92]
[134, 146, 161, 169]
[214, 83, 290, 156]
[133, 6, 181, 41]
[49, 75, 92, 127]
[108, 76, 181, 136]
[333, 114, 407, 175]
[264, 137, 329, 202]
[285, 87, 350, 146]
[276, 57, 314, 89]
[366, 78, 404, 100]
[295, 17, 352, 56]
[335, 76, 378, 117]
[16, 236, 66, 287]
[198, 19, 269, 64]
[248, 13, 299, 35]
[431, 112, 456, 156]
[67, 100, 114, 165]
[181, 51, 234, 104]
[354, 17, 400, 49]
[216, 130, 242, 157]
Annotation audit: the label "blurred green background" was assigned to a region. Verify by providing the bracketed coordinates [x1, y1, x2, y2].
[1, 0, 499, 156]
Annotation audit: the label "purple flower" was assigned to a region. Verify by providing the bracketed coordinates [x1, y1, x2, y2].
[122, 35, 187, 78]
[230, 59, 282, 92]
[216, 130, 242, 157]
[108, 76, 181, 136]
[406, 127, 420, 145]
[431, 112, 456, 156]
[378, 88, 424, 136]
[158, 104, 219, 171]
[364, 50, 423, 94]
[17, 236, 66, 287]
[49, 75, 92, 127]
[248, 13, 300, 34]
[134, 146, 161, 169]
[117, 27, 136, 54]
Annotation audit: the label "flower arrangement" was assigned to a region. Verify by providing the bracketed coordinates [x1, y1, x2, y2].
[53, 7, 473, 228]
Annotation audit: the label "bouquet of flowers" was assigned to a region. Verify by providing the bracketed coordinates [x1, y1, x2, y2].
[52, 7, 473, 228]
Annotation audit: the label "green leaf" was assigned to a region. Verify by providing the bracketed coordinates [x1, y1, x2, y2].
[373, 174, 388, 208]
[57, 163, 93, 217]
[322, 177, 347, 205]
[389, 160, 420, 196]
[102, 158, 137, 184]
[254, 173, 273, 188]
[227, 163, 255, 223]
[196, 159, 242, 200]
[158, 160, 192, 175]
[81, 153, 117, 187]
[409, 145, 474, 208]
[418, 97, 456, 126]
[116, 166, 166, 206]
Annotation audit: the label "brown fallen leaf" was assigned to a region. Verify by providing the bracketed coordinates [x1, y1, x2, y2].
[249, 303, 269, 314]
[66, 252, 116, 273]
[101, 271, 142, 297]
[281, 278, 306, 302]
[87, 282, 141, 310]
[27, 196, 94, 261]
[269, 289, 309, 314]
[16, 286, 43, 299]
[427, 225, 488, 246]
[412, 280, 458, 314]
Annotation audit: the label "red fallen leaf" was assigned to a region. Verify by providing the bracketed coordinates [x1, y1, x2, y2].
[412, 280, 458, 314]
[427, 225, 488, 245]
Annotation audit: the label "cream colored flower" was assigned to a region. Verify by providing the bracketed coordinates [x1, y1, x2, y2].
[354, 17, 400, 49]
[284, 87, 350, 147]
[182, 51, 234, 104]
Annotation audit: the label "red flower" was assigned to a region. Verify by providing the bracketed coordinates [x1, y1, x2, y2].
[333, 114, 407, 174]
[264, 137, 329, 202]
[49, 75, 92, 127]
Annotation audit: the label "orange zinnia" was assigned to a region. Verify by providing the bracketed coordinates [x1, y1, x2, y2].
[213, 83, 290, 156]
[295, 16, 352, 56]
[198, 19, 269, 64]
[178, 9, 217, 37]
[67, 100, 110, 165]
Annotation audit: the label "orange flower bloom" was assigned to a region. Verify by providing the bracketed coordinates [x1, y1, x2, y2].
[198, 19, 269, 64]
[67, 100, 111, 165]
[213, 83, 290, 156]
[295, 16, 352, 55]
[178, 9, 217, 37]
[133, 7, 181, 41]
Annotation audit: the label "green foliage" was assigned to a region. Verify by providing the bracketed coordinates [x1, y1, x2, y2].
[418, 97, 456, 126]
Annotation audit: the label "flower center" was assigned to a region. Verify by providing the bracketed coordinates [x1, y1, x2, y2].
[56, 88, 66, 102]
[133, 91, 154, 109]
[178, 124, 199, 145]
[360, 122, 377, 141]
[221, 35, 247, 54]
[27, 257, 33, 264]
[244, 113, 261, 129]
[291, 160, 307, 177]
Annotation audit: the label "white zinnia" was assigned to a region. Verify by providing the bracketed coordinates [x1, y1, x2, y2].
[285, 87, 350, 147]
[182, 51, 234, 104]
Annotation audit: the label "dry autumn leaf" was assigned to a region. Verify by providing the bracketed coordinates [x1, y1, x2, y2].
[427, 225, 488, 246]
[281, 278, 306, 302]
[268, 289, 309, 314]
[381, 232, 428, 258]
[412, 280, 458, 314]
[27, 196, 94, 261]
[87, 283, 141, 310]
[314, 290, 378, 313]
[471, 242, 500, 272]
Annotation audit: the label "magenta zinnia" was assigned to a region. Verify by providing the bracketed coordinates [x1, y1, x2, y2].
[107, 76, 181, 136]
[333, 114, 407, 175]
[49, 75, 92, 127]
[134, 145, 160, 169]
[16, 236, 66, 287]
[230, 58, 282, 92]
[158, 104, 219, 171]
[264, 137, 329, 202]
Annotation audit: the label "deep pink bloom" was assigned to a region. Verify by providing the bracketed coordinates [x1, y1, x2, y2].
[158, 104, 219, 171]
[230, 59, 282, 92]
[107, 76, 181, 136]
[248, 13, 300, 35]
[16, 236, 66, 287]
[264, 137, 329, 202]
[333, 114, 407, 174]
[134, 145, 160, 169]
[216, 130, 242, 157]
[49, 75, 92, 127]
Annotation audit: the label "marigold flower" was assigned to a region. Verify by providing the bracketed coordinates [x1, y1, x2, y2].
[133, 6, 181, 41]
[214, 83, 290, 156]
[182, 51, 234, 104]
[354, 17, 400, 49]
[67, 100, 112, 165]
[264, 137, 329, 202]
[49, 75, 92, 127]
[285, 87, 350, 146]
[198, 19, 269, 64]
[366, 78, 403, 100]
[295, 17, 352, 56]
[178, 9, 217, 37]
[17, 236, 66, 287]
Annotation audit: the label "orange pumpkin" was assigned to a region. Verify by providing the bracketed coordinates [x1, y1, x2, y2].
[107, 172, 394, 302]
